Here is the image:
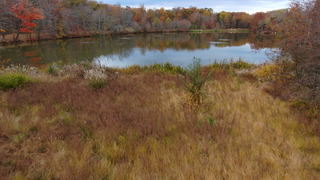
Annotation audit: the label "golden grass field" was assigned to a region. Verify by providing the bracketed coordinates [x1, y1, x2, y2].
[0, 65, 319, 179]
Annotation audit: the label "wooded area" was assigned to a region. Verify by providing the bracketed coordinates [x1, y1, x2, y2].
[0, 0, 287, 41]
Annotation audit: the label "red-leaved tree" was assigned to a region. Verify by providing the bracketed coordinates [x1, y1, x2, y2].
[10, 0, 44, 41]
[250, 12, 265, 33]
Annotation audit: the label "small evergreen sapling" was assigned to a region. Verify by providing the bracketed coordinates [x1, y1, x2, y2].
[181, 57, 212, 109]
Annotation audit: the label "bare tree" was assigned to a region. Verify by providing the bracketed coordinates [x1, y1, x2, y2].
[121, 8, 133, 29]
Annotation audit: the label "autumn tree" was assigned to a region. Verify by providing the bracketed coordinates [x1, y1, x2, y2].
[227, 12, 250, 28]
[141, 18, 151, 31]
[152, 16, 161, 30]
[0, 0, 7, 38]
[146, 9, 155, 23]
[189, 12, 201, 29]
[132, 21, 141, 31]
[182, 8, 192, 19]
[0, 2, 7, 38]
[165, 17, 171, 29]
[93, 3, 105, 34]
[166, 10, 175, 19]
[240, 13, 251, 28]
[138, 4, 146, 15]
[273, 0, 320, 111]
[112, 4, 122, 30]
[266, 9, 286, 24]
[203, 10, 210, 16]
[0, 2, 286, 40]
[121, 8, 134, 29]
[157, 7, 165, 18]
[159, 16, 166, 23]
[264, 17, 277, 32]
[133, 12, 141, 23]
[204, 18, 214, 29]
[218, 11, 231, 28]
[179, 19, 191, 31]
[0, 29, 5, 38]
[37, 0, 60, 39]
[250, 12, 265, 33]
[10, 0, 44, 41]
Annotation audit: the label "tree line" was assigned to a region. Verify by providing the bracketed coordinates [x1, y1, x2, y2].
[0, 0, 288, 41]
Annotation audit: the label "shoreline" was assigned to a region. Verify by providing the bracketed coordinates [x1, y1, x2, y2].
[189, 29, 250, 33]
[0, 29, 251, 46]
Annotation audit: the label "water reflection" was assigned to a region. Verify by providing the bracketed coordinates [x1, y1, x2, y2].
[0, 33, 276, 68]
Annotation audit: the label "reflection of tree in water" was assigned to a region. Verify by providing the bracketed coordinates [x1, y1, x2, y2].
[134, 33, 209, 52]
[211, 33, 251, 47]
[2, 33, 277, 66]
[0, 44, 45, 67]
[247, 33, 278, 50]
[96, 37, 134, 61]
[108, 33, 258, 54]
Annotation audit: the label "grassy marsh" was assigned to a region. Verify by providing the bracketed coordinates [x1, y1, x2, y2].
[0, 62, 319, 179]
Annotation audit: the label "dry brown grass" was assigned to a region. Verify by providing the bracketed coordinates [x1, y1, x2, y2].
[0, 68, 319, 180]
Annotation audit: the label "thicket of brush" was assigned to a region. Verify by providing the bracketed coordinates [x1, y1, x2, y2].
[0, 61, 319, 179]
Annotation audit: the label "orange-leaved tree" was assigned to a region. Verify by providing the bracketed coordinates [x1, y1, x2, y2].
[10, 0, 44, 41]
[133, 12, 141, 23]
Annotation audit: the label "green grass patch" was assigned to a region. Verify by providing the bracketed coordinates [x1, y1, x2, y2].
[88, 79, 107, 89]
[209, 58, 255, 71]
[0, 73, 31, 91]
[123, 62, 186, 75]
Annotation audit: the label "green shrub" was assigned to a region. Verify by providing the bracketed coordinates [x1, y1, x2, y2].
[47, 61, 65, 75]
[89, 79, 107, 89]
[210, 58, 254, 71]
[232, 59, 254, 69]
[0, 73, 31, 91]
[181, 57, 212, 109]
[124, 62, 186, 75]
[150, 62, 185, 74]
[210, 59, 230, 70]
[47, 64, 57, 75]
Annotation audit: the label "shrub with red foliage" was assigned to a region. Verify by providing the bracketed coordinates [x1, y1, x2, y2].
[272, 0, 320, 115]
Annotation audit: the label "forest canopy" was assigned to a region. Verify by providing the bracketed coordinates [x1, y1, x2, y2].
[0, 0, 287, 40]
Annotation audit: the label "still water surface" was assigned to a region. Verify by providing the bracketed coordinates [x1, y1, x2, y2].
[0, 33, 273, 68]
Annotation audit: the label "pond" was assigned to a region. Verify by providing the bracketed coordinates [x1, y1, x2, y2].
[0, 33, 274, 68]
